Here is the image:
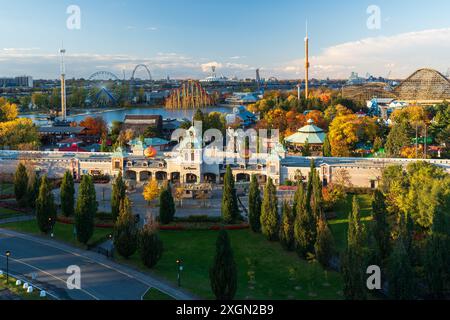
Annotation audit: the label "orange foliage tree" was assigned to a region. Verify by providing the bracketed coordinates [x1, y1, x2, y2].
[79, 116, 108, 138]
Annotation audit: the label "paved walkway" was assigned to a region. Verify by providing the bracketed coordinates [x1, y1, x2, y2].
[0, 228, 196, 300]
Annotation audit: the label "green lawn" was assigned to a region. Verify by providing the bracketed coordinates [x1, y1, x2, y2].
[1, 219, 112, 248]
[0, 274, 48, 300]
[143, 288, 174, 300]
[0, 207, 25, 220]
[118, 229, 344, 300]
[328, 194, 374, 252]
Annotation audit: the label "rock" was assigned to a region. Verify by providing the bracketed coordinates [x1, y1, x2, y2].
[15, 280, 22, 286]
[27, 286, 33, 294]
[23, 282, 29, 289]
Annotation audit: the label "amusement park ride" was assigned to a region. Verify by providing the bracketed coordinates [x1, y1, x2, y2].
[165, 80, 217, 109]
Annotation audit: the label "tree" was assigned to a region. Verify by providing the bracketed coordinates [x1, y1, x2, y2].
[35, 175, 57, 234]
[14, 163, 28, 207]
[75, 175, 97, 245]
[260, 177, 279, 241]
[371, 190, 391, 264]
[0, 118, 40, 150]
[0, 102, 18, 122]
[114, 196, 138, 259]
[279, 201, 295, 250]
[159, 184, 175, 225]
[388, 240, 415, 300]
[111, 172, 126, 221]
[79, 116, 108, 138]
[294, 183, 316, 258]
[248, 175, 262, 233]
[60, 171, 75, 217]
[138, 216, 163, 269]
[221, 166, 238, 224]
[341, 196, 367, 300]
[311, 167, 324, 219]
[314, 217, 335, 268]
[385, 122, 412, 158]
[322, 134, 332, 157]
[209, 230, 238, 300]
[143, 179, 160, 204]
[27, 172, 40, 209]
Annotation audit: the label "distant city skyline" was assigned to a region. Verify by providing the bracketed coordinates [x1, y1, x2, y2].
[1, 0, 450, 79]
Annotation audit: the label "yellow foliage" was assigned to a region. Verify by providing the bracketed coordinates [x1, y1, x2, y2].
[0, 118, 39, 149]
[0, 102, 18, 122]
[142, 179, 160, 203]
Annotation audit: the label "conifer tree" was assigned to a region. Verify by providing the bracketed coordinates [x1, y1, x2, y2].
[14, 163, 28, 207]
[138, 217, 163, 268]
[248, 175, 262, 232]
[260, 177, 279, 241]
[221, 165, 239, 224]
[114, 196, 138, 259]
[210, 230, 238, 300]
[279, 201, 295, 250]
[305, 160, 315, 210]
[341, 196, 367, 300]
[388, 239, 415, 300]
[36, 175, 57, 234]
[159, 183, 176, 225]
[294, 182, 317, 257]
[75, 175, 97, 245]
[371, 190, 391, 264]
[323, 134, 332, 157]
[312, 169, 324, 219]
[27, 173, 40, 209]
[111, 172, 126, 221]
[315, 217, 335, 268]
[60, 171, 75, 217]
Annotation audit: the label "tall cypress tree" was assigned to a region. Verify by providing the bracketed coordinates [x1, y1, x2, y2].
[138, 218, 164, 269]
[248, 175, 262, 232]
[279, 201, 295, 250]
[159, 183, 176, 225]
[35, 175, 57, 234]
[210, 230, 238, 300]
[27, 173, 40, 209]
[312, 169, 324, 219]
[388, 239, 415, 300]
[221, 165, 238, 224]
[75, 175, 97, 245]
[60, 171, 75, 217]
[371, 190, 391, 264]
[323, 134, 332, 157]
[114, 196, 138, 259]
[305, 160, 315, 211]
[111, 172, 126, 222]
[341, 196, 367, 300]
[294, 182, 317, 258]
[14, 163, 28, 207]
[315, 216, 335, 268]
[260, 177, 279, 241]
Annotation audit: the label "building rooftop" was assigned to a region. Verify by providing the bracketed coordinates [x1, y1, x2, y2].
[285, 119, 325, 145]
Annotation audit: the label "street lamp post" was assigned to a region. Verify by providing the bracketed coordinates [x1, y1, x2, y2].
[5, 250, 11, 285]
[176, 259, 183, 287]
[48, 217, 54, 238]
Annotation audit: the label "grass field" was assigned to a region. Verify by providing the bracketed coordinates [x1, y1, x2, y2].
[0, 183, 13, 196]
[328, 194, 374, 252]
[0, 207, 26, 220]
[143, 288, 174, 300]
[118, 229, 344, 300]
[1, 220, 112, 248]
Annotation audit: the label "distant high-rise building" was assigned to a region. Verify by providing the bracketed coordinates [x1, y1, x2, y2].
[0, 76, 33, 88]
[256, 69, 261, 91]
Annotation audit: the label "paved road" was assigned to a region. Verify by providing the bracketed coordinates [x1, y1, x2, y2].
[0, 229, 195, 300]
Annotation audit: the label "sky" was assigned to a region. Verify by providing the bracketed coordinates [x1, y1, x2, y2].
[1, 0, 450, 80]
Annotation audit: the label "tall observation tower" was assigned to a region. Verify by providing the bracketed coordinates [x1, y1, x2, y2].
[60, 47, 67, 121]
[304, 22, 310, 99]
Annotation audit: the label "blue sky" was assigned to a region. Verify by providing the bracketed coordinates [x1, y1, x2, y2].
[1, 0, 450, 79]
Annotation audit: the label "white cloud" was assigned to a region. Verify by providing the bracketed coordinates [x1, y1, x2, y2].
[276, 28, 450, 79]
[146, 27, 158, 31]
[201, 61, 223, 73]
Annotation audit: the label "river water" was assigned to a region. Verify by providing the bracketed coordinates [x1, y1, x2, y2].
[22, 106, 232, 126]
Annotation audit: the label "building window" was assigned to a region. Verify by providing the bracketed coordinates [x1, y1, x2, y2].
[370, 180, 376, 189]
[114, 161, 121, 170]
[191, 152, 195, 161]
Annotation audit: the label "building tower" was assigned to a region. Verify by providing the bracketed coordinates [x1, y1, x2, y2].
[304, 22, 310, 99]
[256, 68, 261, 91]
[60, 47, 67, 121]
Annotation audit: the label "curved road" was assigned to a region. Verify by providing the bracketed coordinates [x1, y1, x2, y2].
[0, 229, 195, 300]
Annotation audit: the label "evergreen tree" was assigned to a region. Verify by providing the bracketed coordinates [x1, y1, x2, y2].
[27, 173, 40, 209]
[341, 196, 367, 300]
[294, 183, 316, 258]
[323, 134, 332, 157]
[14, 163, 28, 207]
[315, 217, 335, 268]
[60, 171, 75, 217]
[35, 175, 57, 234]
[398, 212, 414, 258]
[75, 175, 97, 245]
[371, 190, 391, 264]
[138, 218, 163, 269]
[114, 196, 138, 259]
[292, 180, 304, 216]
[305, 160, 315, 211]
[209, 230, 238, 300]
[424, 205, 449, 299]
[111, 172, 126, 222]
[388, 240, 415, 300]
[159, 184, 176, 225]
[279, 201, 295, 250]
[248, 175, 262, 232]
[260, 177, 279, 241]
[221, 165, 238, 224]
[311, 169, 324, 219]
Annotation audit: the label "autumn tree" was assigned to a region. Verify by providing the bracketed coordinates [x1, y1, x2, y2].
[143, 179, 160, 204]
[79, 116, 108, 138]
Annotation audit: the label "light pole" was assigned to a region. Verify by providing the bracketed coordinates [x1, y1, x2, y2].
[49, 217, 54, 238]
[176, 259, 183, 287]
[5, 250, 11, 285]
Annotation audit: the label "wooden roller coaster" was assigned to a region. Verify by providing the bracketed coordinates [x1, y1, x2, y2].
[165, 80, 217, 109]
